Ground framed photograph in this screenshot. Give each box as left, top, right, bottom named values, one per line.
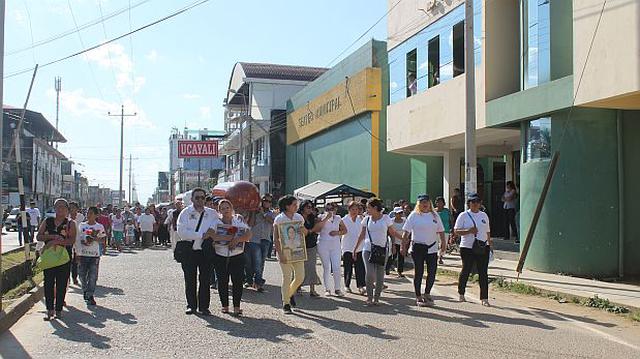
left=214, top=224, right=247, bottom=256
left=277, top=221, right=307, bottom=263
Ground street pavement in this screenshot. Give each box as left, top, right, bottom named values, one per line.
left=1, top=231, right=24, bottom=254
left=1, top=246, right=639, bottom=358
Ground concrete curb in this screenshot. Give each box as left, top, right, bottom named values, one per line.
left=0, top=283, right=44, bottom=333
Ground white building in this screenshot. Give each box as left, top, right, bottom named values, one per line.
left=221, top=62, right=327, bottom=196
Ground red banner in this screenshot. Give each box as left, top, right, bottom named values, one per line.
left=177, top=140, right=219, bottom=158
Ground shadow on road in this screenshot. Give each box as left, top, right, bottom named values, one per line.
left=68, top=284, right=125, bottom=298
left=197, top=314, right=313, bottom=343
left=0, top=331, right=32, bottom=359
left=294, top=310, right=399, bottom=340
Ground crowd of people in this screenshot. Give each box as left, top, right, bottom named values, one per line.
left=171, top=186, right=496, bottom=316
left=30, top=183, right=505, bottom=321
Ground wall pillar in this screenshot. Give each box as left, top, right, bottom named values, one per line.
left=443, top=150, right=462, bottom=206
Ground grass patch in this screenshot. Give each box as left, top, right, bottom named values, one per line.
left=1, top=247, right=36, bottom=271
left=582, top=295, right=629, bottom=314
left=631, top=311, right=640, bottom=322
left=2, top=271, right=43, bottom=304
left=494, top=277, right=541, bottom=296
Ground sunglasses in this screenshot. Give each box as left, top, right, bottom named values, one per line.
left=193, top=196, right=206, bottom=200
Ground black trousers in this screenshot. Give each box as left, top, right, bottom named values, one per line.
left=71, top=254, right=78, bottom=281
left=505, top=208, right=518, bottom=239
left=386, top=244, right=405, bottom=274
left=181, top=251, right=212, bottom=311
left=214, top=253, right=245, bottom=308
left=411, top=243, right=438, bottom=297
left=343, top=251, right=366, bottom=288
left=458, top=247, right=490, bottom=300
left=44, top=263, right=70, bottom=311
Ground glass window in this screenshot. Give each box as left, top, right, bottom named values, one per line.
left=428, top=36, right=440, bottom=88
left=523, top=0, right=551, bottom=89
left=453, top=21, right=465, bottom=77
left=406, top=49, right=417, bottom=97
left=525, top=117, right=551, bottom=162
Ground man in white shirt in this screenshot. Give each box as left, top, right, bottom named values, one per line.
left=138, top=207, right=156, bottom=248
left=176, top=188, right=220, bottom=316
left=26, top=201, right=41, bottom=242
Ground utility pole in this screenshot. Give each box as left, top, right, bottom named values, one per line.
left=464, top=0, right=477, bottom=201
left=15, top=66, right=38, bottom=273
left=108, top=105, right=136, bottom=208
left=128, top=154, right=132, bottom=204
left=54, top=77, right=61, bottom=149
left=1, top=0, right=6, bottom=312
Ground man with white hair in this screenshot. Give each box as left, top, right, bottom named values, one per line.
left=165, top=197, right=185, bottom=250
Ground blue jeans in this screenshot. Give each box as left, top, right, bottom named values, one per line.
left=78, top=256, right=99, bottom=298
left=244, top=240, right=269, bottom=286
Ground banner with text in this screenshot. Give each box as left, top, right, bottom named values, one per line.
left=178, top=140, right=219, bottom=158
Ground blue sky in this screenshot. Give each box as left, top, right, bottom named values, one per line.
left=4, top=0, right=387, bottom=202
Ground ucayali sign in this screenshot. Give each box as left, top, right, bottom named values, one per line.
left=287, top=67, right=382, bottom=145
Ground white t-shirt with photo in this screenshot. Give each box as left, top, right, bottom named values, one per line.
left=391, top=219, right=405, bottom=245
left=211, top=215, right=249, bottom=257
left=361, top=215, right=393, bottom=252
left=403, top=211, right=445, bottom=254
left=26, top=207, right=40, bottom=226
left=454, top=210, right=491, bottom=249
left=76, top=222, right=105, bottom=257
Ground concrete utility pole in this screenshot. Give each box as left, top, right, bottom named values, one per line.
left=54, top=77, right=61, bottom=149
left=464, top=0, right=477, bottom=200
left=108, top=105, right=136, bottom=208
left=15, top=66, right=39, bottom=271
left=128, top=154, right=132, bottom=204
left=0, top=0, right=6, bottom=312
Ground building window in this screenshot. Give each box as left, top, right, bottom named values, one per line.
left=428, top=36, right=440, bottom=88
left=406, top=49, right=417, bottom=97
left=525, top=117, right=551, bottom=162
left=523, top=0, right=551, bottom=89
left=253, top=137, right=265, bottom=165
left=452, top=21, right=465, bottom=77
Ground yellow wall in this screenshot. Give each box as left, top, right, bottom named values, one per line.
left=287, top=68, right=382, bottom=145
left=573, top=0, right=640, bottom=109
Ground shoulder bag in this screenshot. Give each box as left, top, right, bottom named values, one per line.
left=467, top=211, right=488, bottom=256
left=174, top=211, right=204, bottom=263
left=367, top=217, right=387, bottom=266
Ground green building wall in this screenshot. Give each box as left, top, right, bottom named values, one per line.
left=519, top=108, right=639, bottom=278
left=286, top=40, right=443, bottom=203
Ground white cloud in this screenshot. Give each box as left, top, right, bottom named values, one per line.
left=46, top=87, right=155, bottom=129
left=182, top=93, right=201, bottom=100
left=84, top=43, right=145, bottom=93
left=199, top=106, right=212, bottom=119
left=146, top=49, right=158, bottom=63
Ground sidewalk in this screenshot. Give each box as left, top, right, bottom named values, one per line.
left=439, top=255, right=640, bottom=310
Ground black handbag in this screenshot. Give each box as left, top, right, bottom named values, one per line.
left=466, top=212, right=488, bottom=256
left=173, top=211, right=205, bottom=263
left=366, top=217, right=387, bottom=266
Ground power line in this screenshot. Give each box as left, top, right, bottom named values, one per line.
left=67, top=0, right=107, bottom=102
left=6, top=0, right=152, bottom=56
left=326, top=0, right=403, bottom=67
left=4, top=0, right=212, bottom=79
left=97, top=0, right=124, bottom=103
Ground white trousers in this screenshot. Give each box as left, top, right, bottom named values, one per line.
left=318, top=241, right=342, bottom=292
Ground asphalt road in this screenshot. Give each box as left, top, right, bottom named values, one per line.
left=1, top=246, right=639, bottom=358
left=1, top=231, right=24, bottom=254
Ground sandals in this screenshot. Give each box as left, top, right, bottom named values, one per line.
left=221, top=307, right=229, bottom=314
left=232, top=308, right=243, bottom=317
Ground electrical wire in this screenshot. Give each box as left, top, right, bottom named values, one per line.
left=326, top=0, right=403, bottom=67
left=22, top=0, right=37, bottom=65
left=67, top=0, right=108, bottom=102
left=97, top=0, right=124, bottom=103
left=4, top=0, right=212, bottom=79
left=6, top=0, right=152, bottom=56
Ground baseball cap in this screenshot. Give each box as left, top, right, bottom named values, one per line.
left=393, top=206, right=403, bottom=214
left=467, top=193, right=482, bottom=202
left=416, top=194, right=430, bottom=202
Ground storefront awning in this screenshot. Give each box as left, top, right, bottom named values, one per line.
left=293, top=180, right=375, bottom=203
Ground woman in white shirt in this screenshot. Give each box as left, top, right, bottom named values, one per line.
left=341, top=201, right=365, bottom=294
left=211, top=199, right=252, bottom=316
left=402, top=195, right=445, bottom=307
left=454, top=193, right=492, bottom=306
left=388, top=207, right=406, bottom=278
left=317, top=202, right=347, bottom=297
left=354, top=198, right=403, bottom=306
left=273, top=195, right=308, bottom=314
